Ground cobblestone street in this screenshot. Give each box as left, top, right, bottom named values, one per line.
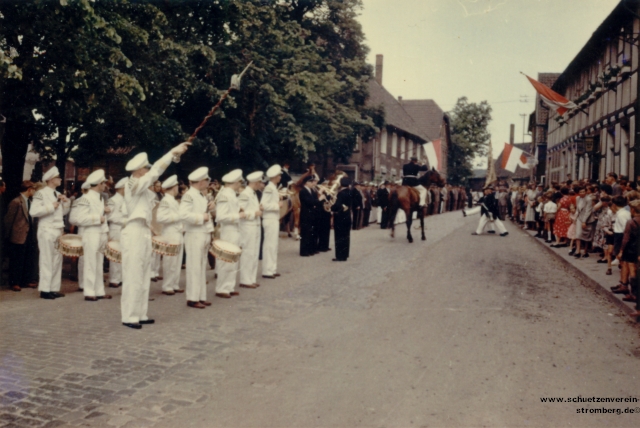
left=1, top=212, right=640, bottom=427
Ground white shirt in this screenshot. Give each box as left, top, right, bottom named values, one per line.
left=179, top=187, right=214, bottom=233
left=124, top=152, right=173, bottom=227
left=543, top=201, right=558, bottom=214
left=261, top=181, right=280, bottom=220
left=238, top=186, right=261, bottom=226
left=107, top=193, right=125, bottom=226
left=216, top=187, right=240, bottom=226
left=614, top=208, right=632, bottom=233
left=30, top=186, right=70, bottom=228
left=157, top=194, right=183, bottom=235
left=74, top=189, right=109, bottom=234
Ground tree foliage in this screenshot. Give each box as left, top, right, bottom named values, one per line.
left=0, top=0, right=379, bottom=195
left=447, top=97, right=492, bottom=185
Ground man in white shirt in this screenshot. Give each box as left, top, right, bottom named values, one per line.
left=180, top=168, right=215, bottom=308
left=215, top=169, right=245, bottom=298
left=156, top=175, right=185, bottom=295
left=75, top=170, right=111, bottom=301
left=239, top=171, right=263, bottom=289
left=120, top=142, right=191, bottom=329
left=107, top=177, right=127, bottom=288
left=29, top=167, right=71, bottom=299
left=261, top=164, right=283, bottom=279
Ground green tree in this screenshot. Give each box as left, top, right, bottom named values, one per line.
left=447, top=97, right=492, bottom=185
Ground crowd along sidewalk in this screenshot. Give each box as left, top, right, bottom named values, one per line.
left=521, top=227, right=639, bottom=320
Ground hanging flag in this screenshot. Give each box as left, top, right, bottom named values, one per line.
left=422, top=139, right=441, bottom=171
left=522, top=73, right=576, bottom=116
left=501, top=143, right=527, bottom=173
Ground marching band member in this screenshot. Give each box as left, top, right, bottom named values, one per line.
left=29, top=167, right=71, bottom=300
left=261, top=164, right=282, bottom=279
left=299, top=175, right=319, bottom=257
left=215, top=169, right=244, bottom=298
left=121, top=142, right=191, bottom=329
left=180, top=167, right=214, bottom=308
left=69, top=182, right=90, bottom=291
left=331, top=176, right=353, bottom=261
left=316, top=178, right=332, bottom=252
left=157, top=175, right=185, bottom=296
left=238, top=171, right=263, bottom=289
left=107, top=177, right=127, bottom=288
left=75, top=170, right=111, bottom=301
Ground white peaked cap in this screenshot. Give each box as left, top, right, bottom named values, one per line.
left=125, top=153, right=151, bottom=172
left=266, top=164, right=282, bottom=178
left=222, top=168, right=243, bottom=183
left=246, top=171, right=264, bottom=183
left=162, top=174, right=179, bottom=189
left=81, top=181, right=91, bottom=190
left=188, top=167, right=209, bottom=182
left=43, top=167, right=60, bottom=182
left=115, top=177, right=128, bottom=189
left=86, top=169, right=106, bottom=186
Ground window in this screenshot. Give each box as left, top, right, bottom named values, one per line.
left=391, top=133, right=398, bottom=157
left=399, top=137, right=406, bottom=159
left=380, top=129, right=387, bottom=154
left=408, top=140, right=413, bottom=159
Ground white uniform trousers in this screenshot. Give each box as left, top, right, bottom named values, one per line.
left=184, top=232, right=210, bottom=302
left=108, top=224, right=122, bottom=285
left=415, top=185, right=427, bottom=206
left=78, top=256, right=84, bottom=290
left=151, top=252, right=162, bottom=279
left=162, top=233, right=184, bottom=292
left=239, top=223, right=260, bottom=285
left=82, top=231, right=107, bottom=297
left=121, top=221, right=152, bottom=323
left=216, top=225, right=240, bottom=294
left=476, top=214, right=506, bottom=235
left=37, top=227, right=63, bottom=293
left=261, top=217, right=279, bottom=276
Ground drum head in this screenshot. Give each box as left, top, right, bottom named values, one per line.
left=213, top=240, right=241, bottom=253
left=108, top=241, right=121, bottom=251
left=60, top=234, right=82, bottom=245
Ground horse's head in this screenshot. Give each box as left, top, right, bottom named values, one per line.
left=420, top=168, right=445, bottom=187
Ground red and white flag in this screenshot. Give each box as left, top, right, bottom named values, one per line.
left=501, top=143, right=528, bottom=173
left=523, top=74, right=576, bottom=116
left=422, top=139, right=441, bottom=171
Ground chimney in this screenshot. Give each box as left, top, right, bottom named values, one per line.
left=398, top=96, right=402, bottom=102
left=375, top=54, right=383, bottom=86
left=509, top=124, right=515, bottom=145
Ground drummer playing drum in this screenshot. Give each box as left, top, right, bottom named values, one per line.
left=156, top=175, right=185, bottom=296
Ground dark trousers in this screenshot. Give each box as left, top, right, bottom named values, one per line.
left=317, top=213, right=331, bottom=251
left=334, top=222, right=351, bottom=260
left=363, top=209, right=371, bottom=227
left=380, top=207, right=389, bottom=229
left=300, top=219, right=316, bottom=256
left=9, top=237, right=38, bottom=287
left=352, top=208, right=361, bottom=230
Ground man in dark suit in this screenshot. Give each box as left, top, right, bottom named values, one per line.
left=4, top=181, right=38, bottom=291
left=376, top=182, right=390, bottom=229
left=331, top=177, right=352, bottom=261
left=299, top=175, right=319, bottom=256
left=280, top=162, right=293, bottom=190
left=361, top=183, right=372, bottom=227
left=350, top=182, right=363, bottom=230
left=471, top=185, right=508, bottom=236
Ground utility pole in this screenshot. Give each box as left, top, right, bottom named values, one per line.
left=520, top=113, right=527, bottom=143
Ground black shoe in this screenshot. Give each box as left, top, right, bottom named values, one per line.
left=471, top=232, right=479, bottom=235
left=487, top=230, right=496, bottom=234
left=545, top=240, right=552, bottom=243
left=500, top=232, right=509, bottom=237
left=139, top=319, right=155, bottom=325
left=582, top=253, right=589, bottom=258
left=332, top=258, right=346, bottom=262
left=40, top=292, right=56, bottom=300
left=574, top=253, right=581, bottom=259
left=51, top=292, right=65, bottom=298
left=568, top=250, right=576, bottom=256
left=122, top=323, right=142, bottom=329
left=597, top=259, right=607, bottom=263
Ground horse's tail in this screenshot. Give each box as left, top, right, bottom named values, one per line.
left=388, top=190, right=399, bottom=228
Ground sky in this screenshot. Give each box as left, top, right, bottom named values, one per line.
left=356, top=0, right=621, bottom=167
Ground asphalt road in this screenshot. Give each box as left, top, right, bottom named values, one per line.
left=1, top=212, right=640, bottom=427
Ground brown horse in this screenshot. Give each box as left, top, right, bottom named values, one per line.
left=388, top=168, right=444, bottom=243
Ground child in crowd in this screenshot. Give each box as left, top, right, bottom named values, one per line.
left=567, top=204, right=578, bottom=255
left=610, top=196, right=632, bottom=293
left=596, top=195, right=615, bottom=275
left=535, top=196, right=546, bottom=238
left=543, top=193, right=557, bottom=243
left=615, top=199, right=640, bottom=305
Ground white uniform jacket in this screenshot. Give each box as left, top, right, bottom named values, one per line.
left=261, top=182, right=280, bottom=220
left=179, top=187, right=214, bottom=234
left=107, top=193, right=125, bottom=227
left=74, top=190, right=109, bottom=234
left=157, top=194, right=184, bottom=236
left=30, top=187, right=71, bottom=227
left=124, top=152, right=174, bottom=227
left=216, top=187, right=241, bottom=228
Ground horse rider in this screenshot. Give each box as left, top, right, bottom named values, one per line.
left=402, top=156, right=429, bottom=208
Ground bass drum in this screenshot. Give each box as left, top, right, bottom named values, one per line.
left=209, top=240, right=242, bottom=263
left=104, top=241, right=122, bottom=264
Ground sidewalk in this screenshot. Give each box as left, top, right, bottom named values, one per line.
left=520, top=224, right=639, bottom=320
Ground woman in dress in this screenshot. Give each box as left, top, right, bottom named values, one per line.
left=524, top=184, right=537, bottom=229
left=551, top=187, right=572, bottom=247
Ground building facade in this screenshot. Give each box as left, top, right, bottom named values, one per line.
left=545, top=2, right=639, bottom=184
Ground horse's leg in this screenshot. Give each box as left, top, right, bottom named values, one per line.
left=420, top=207, right=426, bottom=241
left=406, top=209, right=413, bottom=243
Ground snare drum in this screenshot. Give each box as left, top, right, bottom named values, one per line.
left=209, top=240, right=242, bottom=263
left=57, top=234, right=83, bottom=258
left=152, top=236, right=180, bottom=256
left=105, top=241, right=122, bottom=264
